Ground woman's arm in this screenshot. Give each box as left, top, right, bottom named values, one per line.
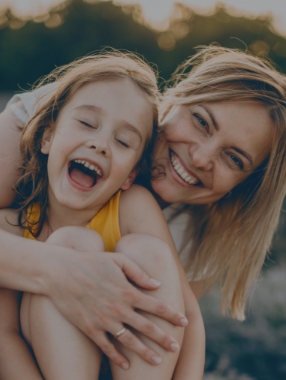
left=0, top=105, right=23, bottom=207
left=0, top=288, right=44, bottom=379
left=0, top=210, right=43, bottom=378
left=120, top=185, right=205, bottom=379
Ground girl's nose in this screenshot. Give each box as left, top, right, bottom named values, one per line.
left=89, top=135, right=110, bottom=157
left=189, top=143, right=214, bottom=171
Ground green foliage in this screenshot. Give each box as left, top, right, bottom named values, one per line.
left=1, top=1, right=286, bottom=92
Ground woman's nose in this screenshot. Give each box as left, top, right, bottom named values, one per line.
left=189, top=143, right=214, bottom=171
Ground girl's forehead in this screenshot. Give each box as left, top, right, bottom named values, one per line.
left=59, top=79, right=154, bottom=142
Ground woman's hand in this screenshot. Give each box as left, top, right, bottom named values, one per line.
left=43, top=249, right=188, bottom=369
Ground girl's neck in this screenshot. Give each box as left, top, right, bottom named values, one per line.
left=40, top=191, right=102, bottom=241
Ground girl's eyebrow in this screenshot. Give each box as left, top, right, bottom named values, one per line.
left=74, top=104, right=102, bottom=114
left=74, top=104, right=143, bottom=141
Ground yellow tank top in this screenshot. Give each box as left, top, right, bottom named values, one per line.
left=24, top=191, right=122, bottom=252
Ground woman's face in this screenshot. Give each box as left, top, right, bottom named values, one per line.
left=152, top=101, right=273, bottom=205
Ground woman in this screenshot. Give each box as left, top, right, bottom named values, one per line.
left=0, top=46, right=286, bottom=368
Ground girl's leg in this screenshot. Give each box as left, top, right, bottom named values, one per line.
left=110, top=233, right=185, bottom=380
left=20, top=227, right=104, bottom=380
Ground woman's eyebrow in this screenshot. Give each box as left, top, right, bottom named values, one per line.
left=199, top=104, right=219, bottom=131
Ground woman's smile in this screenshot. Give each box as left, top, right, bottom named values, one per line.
left=169, top=150, right=201, bottom=187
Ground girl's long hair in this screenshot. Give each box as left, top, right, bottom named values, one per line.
left=161, top=46, right=286, bottom=320
left=16, top=52, right=160, bottom=236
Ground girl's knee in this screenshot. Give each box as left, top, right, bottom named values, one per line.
left=115, top=233, right=176, bottom=272
left=46, top=226, right=105, bottom=252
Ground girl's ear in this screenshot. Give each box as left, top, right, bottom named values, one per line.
left=120, top=168, right=138, bottom=191
left=41, top=125, right=54, bottom=154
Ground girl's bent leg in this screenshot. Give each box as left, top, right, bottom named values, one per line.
left=110, top=234, right=185, bottom=380
left=20, top=227, right=105, bottom=380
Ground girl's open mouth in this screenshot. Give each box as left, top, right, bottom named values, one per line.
left=68, top=159, right=102, bottom=188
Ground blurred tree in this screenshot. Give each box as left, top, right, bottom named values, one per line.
left=1, top=1, right=286, bottom=91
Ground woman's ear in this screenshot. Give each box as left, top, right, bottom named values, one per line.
left=120, top=168, right=138, bottom=191
left=41, top=125, right=54, bottom=154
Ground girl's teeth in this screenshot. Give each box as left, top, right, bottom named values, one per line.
left=74, top=160, right=102, bottom=175
left=170, top=152, right=198, bottom=185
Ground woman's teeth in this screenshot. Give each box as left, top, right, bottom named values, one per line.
left=170, top=152, right=198, bottom=185
left=74, top=159, right=102, bottom=176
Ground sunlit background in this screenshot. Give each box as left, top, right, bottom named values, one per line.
left=0, top=1, right=286, bottom=380
left=1, top=0, right=286, bottom=35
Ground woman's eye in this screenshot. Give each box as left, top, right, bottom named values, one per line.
left=194, top=114, right=209, bottom=131
left=228, top=153, right=244, bottom=170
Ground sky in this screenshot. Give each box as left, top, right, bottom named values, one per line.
left=1, top=0, right=286, bottom=35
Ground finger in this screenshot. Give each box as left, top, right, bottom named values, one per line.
left=124, top=312, right=180, bottom=352
left=112, top=253, right=161, bottom=290
left=134, top=291, right=188, bottom=327
left=115, top=328, right=162, bottom=365
left=92, top=332, right=130, bottom=370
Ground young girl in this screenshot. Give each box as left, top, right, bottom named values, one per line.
left=0, top=53, right=204, bottom=379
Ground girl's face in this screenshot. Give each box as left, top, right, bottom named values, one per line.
left=152, top=101, right=273, bottom=205
left=41, top=78, right=153, bottom=213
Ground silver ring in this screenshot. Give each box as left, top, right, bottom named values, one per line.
left=114, top=327, right=127, bottom=339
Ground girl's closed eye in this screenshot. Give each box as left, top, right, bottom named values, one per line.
left=115, top=131, right=141, bottom=150
left=79, top=120, right=97, bottom=129
left=116, top=138, right=129, bottom=148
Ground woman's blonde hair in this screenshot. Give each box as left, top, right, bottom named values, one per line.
left=162, top=46, right=286, bottom=320
left=16, top=52, right=160, bottom=235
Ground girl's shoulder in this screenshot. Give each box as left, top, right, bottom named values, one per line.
left=0, top=208, right=24, bottom=237
left=119, top=184, right=168, bottom=236
left=119, top=184, right=160, bottom=215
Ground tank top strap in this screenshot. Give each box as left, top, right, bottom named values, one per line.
left=88, top=191, right=121, bottom=251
